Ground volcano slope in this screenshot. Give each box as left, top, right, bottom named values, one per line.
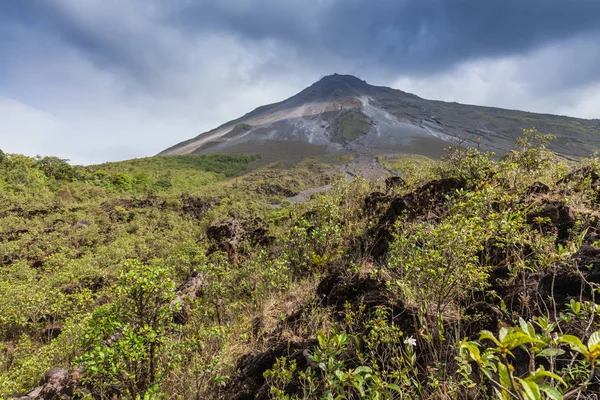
left=3, top=135, right=600, bottom=398
left=161, top=74, right=600, bottom=161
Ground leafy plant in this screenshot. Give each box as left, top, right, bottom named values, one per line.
left=388, top=214, right=489, bottom=316
left=78, top=260, right=178, bottom=398
left=460, top=316, right=600, bottom=399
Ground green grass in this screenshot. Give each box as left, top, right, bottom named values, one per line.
left=331, top=109, right=372, bottom=142
left=93, top=154, right=260, bottom=178
left=89, top=154, right=261, bottom=194
left=378, top=154, right=436, bottom=184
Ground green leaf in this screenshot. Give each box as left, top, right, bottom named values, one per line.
left=334, top=369, right=346, bottom=381
left=517, top=378, right=541, bottom=400
left=385, top=383, right=402, bottom=393
left=353, top=366, right=372, bottom=375
left=569, top=299, right=581, bottom=314
left=528, top=367, right=566, bottom=386
left=481, top=366, right=494, bottom=380
left=460, top=341, right=482, bottom=363
left=317, top=332, right=327, bottom=349
left=492, top=387, right=505, bottom=400
left=499, top=327, right=508, bottom=342
left=536, top=348, right=565, bottom=358
left=480, top=330, right=501, bottom=346
left=587, top=330, right=600, bottom=349
left=539, top=385, right=563, bottom=400
left=558, top=335, right=589, bottom=358
left=519, top=317, right=529, bottom=333
left=502, top=331, right=544, bottom=350
left=519, top=318, right=536, bottom=337
left=497, top=362, right=511, bottom=392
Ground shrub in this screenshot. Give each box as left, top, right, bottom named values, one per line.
left=111, top=172, right=134, bottom=192
left=36, top=156, right=75, bottom=181
left=78, top=260, right=177, bottom=398
left=388, top=214, right=489, bottom=316
left=460, top=312, right=600, bottom=399
left=501, top=129, right=558, bottom=188
left=440, top=146, right=495, bottom=182
left=133, top=173, right=155, bottom=194
left=264, top=309, right=420, bottom=399
left=283, top=200, right=344, bottom=275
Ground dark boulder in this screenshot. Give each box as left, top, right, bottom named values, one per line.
left=180, top=195, right=215, bottom=219
left=173, top=273, right=205, bottom=324
left=363, top=192, right=391, bottom=216
left=539, top=245, right=600, bottom=306
left=207, top=220, right=242, bottom=265
left=16, top=367, right=88, bottom=399
left=385, top=176, right=406, bottom=192
left=256, top=183, right=297, bottom=198
left=367, top=177, right=467, bottom=259
left=316, top=272, right=395, bottom=312
left=315, top=272, right=415, bottom=331
left=525, top=181, right=550, bottom=196
left=556, top=167, right=600, bottom=186
left=227, top=340, right=317, bottom=400
left=526, top=203, right=575, bottom=243
left=207, top=218, right=274, bottom=265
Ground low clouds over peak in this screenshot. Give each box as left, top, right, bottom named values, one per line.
left=1, top=0, right=599, bottom=164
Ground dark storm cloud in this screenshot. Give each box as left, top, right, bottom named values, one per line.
left=4, top=0, right=600, bottom=82
left=168, top=0, right=600, bottom=75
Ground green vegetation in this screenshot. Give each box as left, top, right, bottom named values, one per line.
left=78, top=260, right=177, bottom=398
left=331, top=109, right=372, bottom=143
left=378, top=154, right=436, bottom=185
left=1, top=131, right=600, bottom=398
left=92, top=154, right=260, bottom=194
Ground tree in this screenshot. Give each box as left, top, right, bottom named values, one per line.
left=36, top=156, right=75, bottom=181
left=78, top=260, right=177, bottom=398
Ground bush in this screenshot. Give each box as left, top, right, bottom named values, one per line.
left=36, top=156, right=75, bottom=181
left=440, top=146, right=495, bottom=182
left=460, top=310, right=600, bottom=399
left=264, top=309, right=421, bottom=399
left=388, top=214, right=488, bottom=315
left=78, top=260, right=177, bottom=398
left=111, top=172, right=134, bottom=192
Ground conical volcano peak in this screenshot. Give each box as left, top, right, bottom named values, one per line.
left=314, top=73, right=369, bottom=91
left=317, top=73, right=367, bottom=85
left=296, top=73, right=371, bottom=101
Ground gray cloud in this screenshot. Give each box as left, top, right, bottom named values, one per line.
left=0, top=0, right=599, bottom=164
left=169, top=0, right=600, bottom=75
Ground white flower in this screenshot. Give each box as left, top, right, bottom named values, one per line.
left=404, top=337, right=417, bottom=347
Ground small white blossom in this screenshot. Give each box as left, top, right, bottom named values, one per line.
left=404, top=337, right=417, bottom=347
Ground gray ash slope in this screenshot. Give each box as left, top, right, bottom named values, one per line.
left=161, top=74, right=600, bottom=159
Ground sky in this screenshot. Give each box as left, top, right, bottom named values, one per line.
left=1, top=0, right=599, bottom=165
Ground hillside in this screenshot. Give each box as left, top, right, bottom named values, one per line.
left=161, top=74, right=600, bottom=160
left=2, top=135, right=600, bottom=398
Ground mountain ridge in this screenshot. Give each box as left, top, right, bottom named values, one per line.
left=161, top=74, right=600, bottom=159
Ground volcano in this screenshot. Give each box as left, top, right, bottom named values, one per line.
left=161, top=74, right=600, bottom=160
